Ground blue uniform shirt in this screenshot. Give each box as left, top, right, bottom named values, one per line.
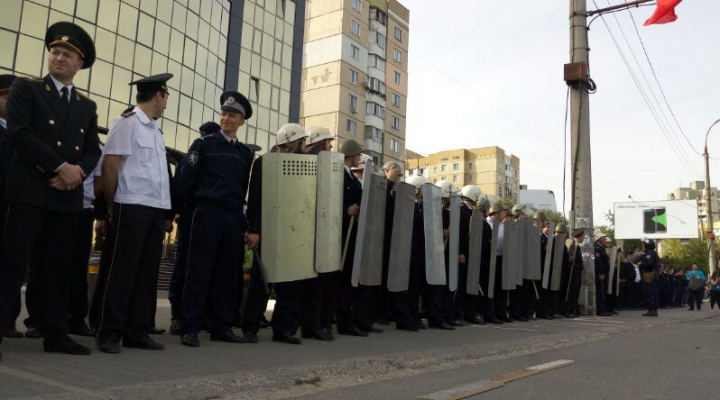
left=181, top=132, right=254, bottom=211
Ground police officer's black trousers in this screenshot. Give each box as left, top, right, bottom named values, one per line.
left=455, top=264, right=476, bottom=320
left=319, top=270, right=340, bottom=331
left=337, top=262, right=360, bottom=331
left=272, top=280, right=305, bottom=337
left=596, top=279, right=608, bottom=313
left=67, top=208, right=94, bottom=324
left=0, top=203, right=78, bottom=340
left=242, top=255, right=270, bottom=335
left=301, top=274, right=324, bottom=335
left=168, top=211, right=191, bottom=321
left=424, top=284, right=445, bottom=326
left=407, top=262, right=426, bottom=326
left=521, top=279, right=538, bottom=318
left=180, top=206, right=242, bottom=335
left=91, top=203, right=164, bottom=342
left=493, top=257, right=508, bottom=319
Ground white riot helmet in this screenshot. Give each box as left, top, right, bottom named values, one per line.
left=306, top=126, right=333, bottom=145
left=276, top=123, right=308, bottom=145
left=435, top=180, right=453, bottom=199
left=460, top=185, right=482, bottom=203
left=405, top=175, right=427, bottom=194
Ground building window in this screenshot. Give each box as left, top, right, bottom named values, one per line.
left=391, top=116, right=400, bottom=129
left=390, top=139, right=400, bottom=152
left=366, top=102, right=385, bottom=118
left=393, top=71, right=401, bottom=84
left=347, top=119, right=357, bottom=134
left=371, top=127, right=383, bottom=142
left=376, top=33, right=386, bottom=49
left=392, top=93, right=401, bottom=107
left=369, top=54, right=385, bottom=71
left=441, top=176, right=447, bottom=181
left=351, top=0, right=362, bottom=12
left=441, top=157, right=449, bottom=161
left=453, top=175, right=458, bottom=182
left=419, top=168, right=425, bottom=175
left=394, top=48, right=402, bottom=62
left=351, top=20, right=361, bottom=36
left=373, top=155, right=380, bottom=165
left=370, top=7, right=387, bottom=25
left=394, top=26, right=403, bottom=41
left=367, top=78, right=386, bottom=95
left=468, top=174, right=473, bottom=180
left=349, top=94, right=358, bottom=112
left=441, top=165, right=448, bottom=172
left=349, top=69, right=359, bottom=84
left=453, top=163, right=459, bottom=170
left=468, top=162, right=473, bottom=169
left=433, top=167, right=437, bottom=173
left=351, top=45, right=360, bottom=60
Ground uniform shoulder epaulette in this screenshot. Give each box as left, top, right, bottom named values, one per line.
left=121, top=110, right=136, bottom=118
left=21, top=76, right=43, bottom=82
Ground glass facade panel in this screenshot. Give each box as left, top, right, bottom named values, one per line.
left=0, top=0, right=23, bottom=32
left=0, top=31, right=17, bottom=69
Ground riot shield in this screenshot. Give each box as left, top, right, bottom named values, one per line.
left=352, top=161, right=387, bottom=287
left=502, top=220, right=518, bottom=291
left=423, top=184, right=446, bottom=286
left=388, top=183, right=416, bottom=292
left=550, top=233, right=567, bottom=291
left=524, top=218, right=542, bottom=280
left=487, top=218, right=499, bottom=299
left=466, top=209, right=484, bottom=296
left=448, top=194, right=461, bottom=292
left=314, top=151, right=344, bottom=273
left=607, top=246, right=618, bottom=295
left=261, top=153, right=318, bottom=283
left=541, top=222, right=555, bottom=289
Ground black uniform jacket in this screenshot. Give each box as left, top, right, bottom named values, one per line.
left=4, top=75, right=100, bottom=212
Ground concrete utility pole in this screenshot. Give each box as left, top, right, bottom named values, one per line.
left=569, top=0, right=595, bottom=316
left=704, top=119, right=720, bottom=277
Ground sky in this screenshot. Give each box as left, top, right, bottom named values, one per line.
left=403, top=0, right=720, bottom=227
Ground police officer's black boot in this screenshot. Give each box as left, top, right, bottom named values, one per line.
left=642, top=310, right=658, bottom=317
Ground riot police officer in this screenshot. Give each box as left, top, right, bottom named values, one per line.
left=637, top=239, right=659, bottom=317
left=593, top=230, right=611, bottom=316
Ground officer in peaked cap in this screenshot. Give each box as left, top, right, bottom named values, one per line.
left=0, top=22, right=101, bottom=359
left=91, top=73, right=174, bottom=353
left=177, top=90, right=256, bottom=348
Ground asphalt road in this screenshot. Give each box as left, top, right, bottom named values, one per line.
left=0, top=299, right=717, bottom=400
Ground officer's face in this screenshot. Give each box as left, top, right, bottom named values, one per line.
left=48, top=46, right=83, bottom=80
left=351, top=154, right=361, bottom=168
left=323, top=139, right=334, bottom=151
left=298, top=137, right=308, bottom=153
left=219, top=110, right=245, bottom=134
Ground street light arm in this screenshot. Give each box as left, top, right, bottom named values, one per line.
left=704, top=119, right=720, bottom=155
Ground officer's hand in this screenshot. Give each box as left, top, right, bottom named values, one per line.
left=57, top=163, right=85, bottom=190
left=48, top=176, right=68, bottom=191
left=164, top=219, right=174, bottom=233
left=443, top=229, right=449, bottom=238
left=247, top=233, right=260, bottom=249
left=95, top=220, right=107, bottom=238
left=458, top=254, right=466, bottom=264
left=347, top=204, right=360, bottom=217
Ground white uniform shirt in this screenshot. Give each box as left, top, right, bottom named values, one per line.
left=0, top=118, right=6, bottom=130
left=82, top=143, right=104, bottom=209
left=487, top=216, right=504, bottom=256
left=104, top=107, right=171, bottom=210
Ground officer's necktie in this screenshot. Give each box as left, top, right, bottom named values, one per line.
left=59, top=87, right=70, bottom=115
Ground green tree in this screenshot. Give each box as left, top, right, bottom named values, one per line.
left=661, top=239, right=720, bottom=273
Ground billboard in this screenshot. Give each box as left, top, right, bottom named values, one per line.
left=614, top=200, right=699, bottom=240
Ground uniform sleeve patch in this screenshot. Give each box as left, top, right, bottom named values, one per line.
left=188, top=151, right=199, bottom=165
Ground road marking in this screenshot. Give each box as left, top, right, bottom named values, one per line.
left=415, top=360, right=575, bottom=400
left=0, top=365, right=108, bottom=398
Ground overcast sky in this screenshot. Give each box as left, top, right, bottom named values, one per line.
left=404, top=0, right=718, bottom=226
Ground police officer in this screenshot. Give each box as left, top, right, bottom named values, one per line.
left=563, top=228, right=585, bottom=318
left=593, top=230, right=611, bottom=316
left=300, top=126, right=335, bottom=341
left=534, top=211, right=552, bottom=319
left=487, top=203, right=512, bottom=322
left=92, top=73, right=174, bottom=353
left=547, top=222, right=569, bottom=318
left=435, top=181, right=459, bottom=326
left=0, top=74, right=22, bottom=339
left=637, top=239, right=659, bottom=317
left=334, top=139, right=370, bottom=336
left=246, top=123, right=310, bottom=344
left=178, top=92, right=255, bottom=348
left=168, top=121, right=221, bottom=335
left=0, top=22, right=100, bottom=358
left=455, top=185, right=481, bottom=325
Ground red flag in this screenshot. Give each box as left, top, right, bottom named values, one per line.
left=644, top=0, right=682, bottom=26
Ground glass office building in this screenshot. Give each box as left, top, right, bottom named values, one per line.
left=0, top=0, right=305, bottom=153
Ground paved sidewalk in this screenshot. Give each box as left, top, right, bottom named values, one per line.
left=0, top=297, right=717, bottom=400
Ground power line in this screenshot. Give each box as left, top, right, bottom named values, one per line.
left=592, top=0, right=700, bottom=179
left=604, top=0, right=700, bottom=177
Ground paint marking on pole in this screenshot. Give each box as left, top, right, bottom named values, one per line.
left=415, top=360, right=574, bottom=400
